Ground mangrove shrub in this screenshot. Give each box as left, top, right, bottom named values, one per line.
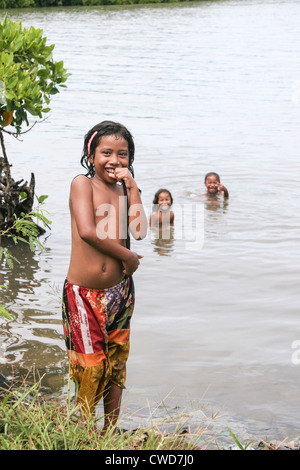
left=0, top=17, right=69, bottom=232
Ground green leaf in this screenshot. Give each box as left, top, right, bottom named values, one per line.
left=37, top=194, right=48, bottom=204
left=0, top=305, right=13, bottom=320
left=5, top=89, right=16, bottom=100
left=37, top=68, right=50, bottom=79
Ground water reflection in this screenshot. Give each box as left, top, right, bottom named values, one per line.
left=150, top=225, right=174, bottom=256
left=202, top=195, right=229, bottom=212
left=0, top=238, right=66, bottom=392
left=0, top=239, right=42, bottom=304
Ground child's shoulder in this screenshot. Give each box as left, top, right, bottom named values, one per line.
left=71, top=174, right=90, bottom=186
left=70, top=174, right=92, bottom=194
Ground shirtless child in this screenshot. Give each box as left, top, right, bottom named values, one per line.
left=149, top=188, right=174, bottom=228
left=62, top=121, right=147, bottom=432
left=202, top=172, right=229, bottom=200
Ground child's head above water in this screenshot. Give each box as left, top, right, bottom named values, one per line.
left=204, top=172, right=229, bottom=199
left=153, top=188, right=173, bottom=210
left=81, top=120, right=135, bottom=178
left=204, top=172, right=221, bottom=195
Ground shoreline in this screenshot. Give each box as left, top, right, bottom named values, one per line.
left=1, top=372, right=299, bottom=450
left=118, top=402, right=300, bottom=450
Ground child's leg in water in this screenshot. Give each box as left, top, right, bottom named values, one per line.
left=102, top=382, right=123, bottom=434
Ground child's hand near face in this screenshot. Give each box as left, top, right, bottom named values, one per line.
left=114, top=167, right=137, bottom=190
left=219, top=183, right=228, bottom=197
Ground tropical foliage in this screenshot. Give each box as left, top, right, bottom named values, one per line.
left=0, top=17, right=69, bottom=133
left=0, top=17, right=69, bottom=232
left=0, top=0, right=189, bottom=8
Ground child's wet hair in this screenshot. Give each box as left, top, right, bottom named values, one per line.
left=153, top=188, right=173, bottom=206
left=81, top=120, right=135, bottom=177
left=204, top=172, right=220, bottom=183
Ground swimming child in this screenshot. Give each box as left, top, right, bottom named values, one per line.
left=202, top=172, right=229, bottom=199
left=62, top=121, right=147, bottom=432
left=149, top=188, right=174, bottom=228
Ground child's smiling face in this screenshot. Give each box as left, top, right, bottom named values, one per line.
left=90, top=134, right=129, bottom=183
left=158, top=191, right=172, bottom=210
left=205, top=174, right=220, bottom=195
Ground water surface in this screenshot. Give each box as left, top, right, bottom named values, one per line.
left=1, top=0, right=300, bottom=443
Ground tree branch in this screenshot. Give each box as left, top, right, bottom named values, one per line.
left=0, top=119, right=46, bottom=140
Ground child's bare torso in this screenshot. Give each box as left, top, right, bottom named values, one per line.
left=67, top=176, right=127, bottom=289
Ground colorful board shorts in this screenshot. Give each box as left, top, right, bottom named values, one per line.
left=62, top=275, right=135, bottom=414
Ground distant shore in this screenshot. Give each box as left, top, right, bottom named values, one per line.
left=0, top=0, right=196, bottom=11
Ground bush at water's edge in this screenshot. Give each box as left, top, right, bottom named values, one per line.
left=0, top=0, right=197, bottom=9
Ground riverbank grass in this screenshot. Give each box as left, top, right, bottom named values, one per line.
left=0, top=379, right=206, bottom=450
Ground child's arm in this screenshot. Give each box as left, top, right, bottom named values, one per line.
left=219, top=183, right=229, bottom=198
left=70, top=175, right=142, bottom=275
left=115, top=168, right=148, bottom=240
